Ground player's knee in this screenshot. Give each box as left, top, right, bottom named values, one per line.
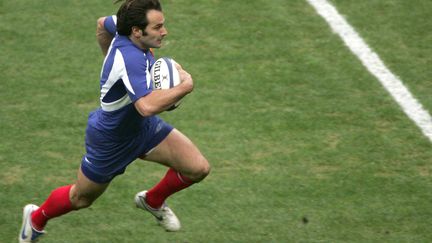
left=190, top=157, right=211, bottom=182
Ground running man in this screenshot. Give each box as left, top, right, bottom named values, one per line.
left=19, top=0, right=210, bottom=242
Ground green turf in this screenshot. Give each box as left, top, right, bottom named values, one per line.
left=1, top=0, right=432, bottom=242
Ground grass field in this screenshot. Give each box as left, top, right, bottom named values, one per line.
left=1, top=0, right=432, bottom=242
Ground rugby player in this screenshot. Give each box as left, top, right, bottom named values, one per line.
left=19, top=0, right=210, bottom=241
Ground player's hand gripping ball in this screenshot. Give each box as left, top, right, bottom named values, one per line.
left=150, top=57, right=182, bottom=110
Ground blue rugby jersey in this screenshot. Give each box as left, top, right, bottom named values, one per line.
left=104, top=15, right=117, bottom=35
left=88, top=16, right=155, bottom=138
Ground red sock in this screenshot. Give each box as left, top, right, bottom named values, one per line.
left=146, top=168, right=194, bottom=209
left=31, top=185, right=74, bottom=231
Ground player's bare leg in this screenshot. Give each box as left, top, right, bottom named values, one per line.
left=135, top=128, right=210, bottom=231
left=20, top=168, right=109, bottom=242
left=143, top=128, right=210, bottom=181
left=69, top=168, right=110, bottom=209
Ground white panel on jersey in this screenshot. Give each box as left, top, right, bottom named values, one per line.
left=100, top=49, right=135, bottom=111
left=116, top=51, right=136, bottom=95
left=145, top=58, right=151, bottom=90
left=101, top=94, right=132, bottom=112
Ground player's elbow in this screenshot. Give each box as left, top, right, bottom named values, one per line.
left=97, top=17, right=106, bottom=30
left=134, top=101, right=159, bottom=117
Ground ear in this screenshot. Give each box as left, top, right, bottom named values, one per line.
left=131, top=26, right=142, bottom=38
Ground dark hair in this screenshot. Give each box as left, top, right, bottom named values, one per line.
left=115, top=0, right=162, bottom=36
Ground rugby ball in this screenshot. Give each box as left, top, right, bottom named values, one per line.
left=151, top=57, right=181, bottom=90
left=150, top=57, right=182, bottom=110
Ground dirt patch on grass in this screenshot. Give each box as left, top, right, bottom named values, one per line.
left=0, top=165, right=28, bottom=185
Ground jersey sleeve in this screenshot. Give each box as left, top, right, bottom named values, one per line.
left=104, top=15, right=117, bottom=36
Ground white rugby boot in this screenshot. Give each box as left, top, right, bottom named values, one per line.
left=134, top=191, right=181, bottom=232
left=19, top=204, right=45, bottom=242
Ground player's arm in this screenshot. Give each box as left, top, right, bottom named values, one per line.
left=96, top=16, right=114, bottom=56
left=134, top=66, right=193, bottom=117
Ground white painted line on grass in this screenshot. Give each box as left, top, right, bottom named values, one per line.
left=306, top=0, right=432, bottom=143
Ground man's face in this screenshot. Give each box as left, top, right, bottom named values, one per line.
left=139, top=10, right=168, bottom=49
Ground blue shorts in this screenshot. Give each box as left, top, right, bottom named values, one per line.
left=81, top=115, right=173, bottom=183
